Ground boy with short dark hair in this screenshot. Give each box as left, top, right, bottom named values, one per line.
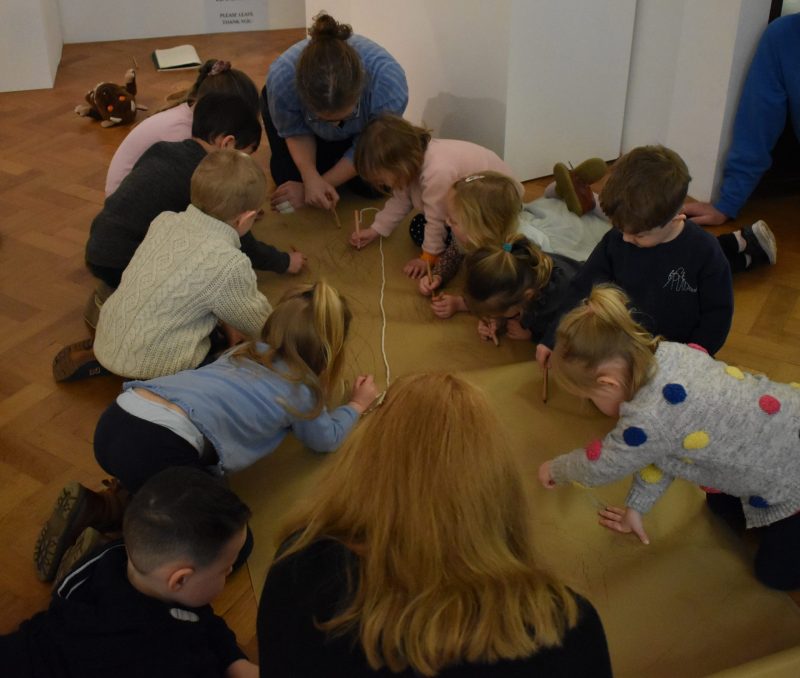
left=538, top=144, right=733, bottom=365
left=2, top=467, right=258, bottom=678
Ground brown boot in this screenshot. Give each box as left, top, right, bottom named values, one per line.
left=34, top=479, right=130, bottom=582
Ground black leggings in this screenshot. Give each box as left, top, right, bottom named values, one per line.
left=94, top=402, right=253, bottom=567
left=260, top=87, right=380, bottom=198
left=707, top=492, right=800, bottom=590
left=716, top=233, right=748, bottom=274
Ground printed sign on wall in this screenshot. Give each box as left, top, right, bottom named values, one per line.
left=205, top=0, right=269, bottom=32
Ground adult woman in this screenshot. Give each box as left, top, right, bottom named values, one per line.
left=261, top=12, right=408, bottom=211
left=257, top=373, right=612, bottom=677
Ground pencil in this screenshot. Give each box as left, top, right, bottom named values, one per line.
left=542, top=365, right=549, bottom=403
left=354, top=209, right=361, bottom=248
left=331, top=207, right=342, bottom=229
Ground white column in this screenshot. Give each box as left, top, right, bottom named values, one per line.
left=0, top=0, right=63, bottom=92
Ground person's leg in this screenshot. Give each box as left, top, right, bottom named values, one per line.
left=94, top=401, right=204, bottom=493
left=85, top=261, right=122, bottom=289
left=706, top=491, right=746, bottom=533
left=717, top=221, right=776, bottom=274
left=409, top=214, right=427, bottom=247
left=261, top=87, right=302, bottom=185
left=753, top=511, right=800, bottom=590
left=716, top=233, right=748, bottom=274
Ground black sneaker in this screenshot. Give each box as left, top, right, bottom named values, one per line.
left=741, top=220, right=777, bottom=268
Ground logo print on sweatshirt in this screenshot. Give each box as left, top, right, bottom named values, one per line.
left=663, top=267, right=697, bottom=292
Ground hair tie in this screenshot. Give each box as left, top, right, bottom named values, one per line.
left=502, top=243, right=512, bottom=252
left=210, top=60, right=231, bottom=76
left=463, top=174, right=485, bottom=183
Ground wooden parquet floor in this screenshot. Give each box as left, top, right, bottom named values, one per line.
left=1, top=27, right=799, bottom=664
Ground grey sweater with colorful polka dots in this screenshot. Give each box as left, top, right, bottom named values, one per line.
left=549, top=342, right=800, bottom=528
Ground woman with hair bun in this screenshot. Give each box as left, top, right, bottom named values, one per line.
left=262, top=12, right=408, bottom=212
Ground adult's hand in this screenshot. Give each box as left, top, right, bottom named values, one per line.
left=682, top=201, right=729, bottom=226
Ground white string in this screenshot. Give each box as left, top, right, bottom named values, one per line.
left=358, top=207, right=390, bottom=393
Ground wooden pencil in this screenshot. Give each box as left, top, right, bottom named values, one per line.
left=542, top=365, right=549, bottom=403
left=331, top=206, right=342, bottom=229
left=354, top=209, right=361, bottom=248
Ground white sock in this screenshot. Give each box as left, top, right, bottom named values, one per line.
left=734, top=230, right=746, bottom=253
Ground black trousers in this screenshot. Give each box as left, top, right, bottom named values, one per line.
left=86, top=261, right=123, bottom=289
left=707, top=492, right=800, bottom=590
left=94, top=402, right=253, bottom=567
left=259, top=87, right=380, bottom=197
left=716, top=233, right=748, bottom=274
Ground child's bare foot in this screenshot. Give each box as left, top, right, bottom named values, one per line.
left=52, top=339, right=110, bottom=382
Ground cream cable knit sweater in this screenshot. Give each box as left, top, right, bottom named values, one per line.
left=94, top=206, right=271, bottom=379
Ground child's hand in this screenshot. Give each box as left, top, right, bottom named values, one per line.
left=538, top=460, right=556, bottom=488
left=598, top=506, right=650, bottom=545
left=349, top=375, right=379, bottom=413
left=535, top=343, right=552, bottom=368
left=271, top=181, right=305, bottom=210
left=220, top=322, right=247, bottom=348
left=477, top=318, right=500, bottom=344
left=431, top=293, right=467, bottom=319
left=350, top=227, right=379, bottom=249
left=418, top=274, right=442, bottom=296
left=225, top=658, right=259, bottom=678
left=304, top=175, right=339, bottom=210
left=403, top=257, right=428, bottom=279
left=506, top=317, right=532, bottom=341
left=286, top=250, right=307, bottom=274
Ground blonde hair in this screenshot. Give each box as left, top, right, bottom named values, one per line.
left=450, top=171, right=523, bottom=248
left=190, top=149, right=267, bottom=222
left=464, top=234, right=554, bottom=318
left=233, top=282, right=351, bottom=418
left=600, top=145, right=691, bottom=234
left=354, top=114, right=431, bottom=190
left=296, top=13, right=363, bottom=113
left=552, top=284, right=660, bottom=400
left=277, top=373, right=578, bottom=676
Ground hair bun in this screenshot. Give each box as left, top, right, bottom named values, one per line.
left=309, top=12, right=353, bottom=41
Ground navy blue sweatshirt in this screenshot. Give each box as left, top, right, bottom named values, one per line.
left=542, top=221, right=733, bottom=354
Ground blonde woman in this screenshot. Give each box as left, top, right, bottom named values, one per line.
left=258, top=373, right=611, bottom=676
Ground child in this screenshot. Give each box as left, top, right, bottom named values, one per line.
left=421, top=170, right=610, bottom=319
left=464, top=235, right=582, bottom=345
left=36, top=283, right=377, bottom=580
left=105, top=59, right=260, bottom=196
left=537, top=144, right=734, bottom=367
left=86, top=92, right=304, bottom=291
left=349, top=114, right=517, bottom=279
left=258, top=373, right=611, bottom=676
left=538, top=285, right=800, bottom=591
left=4, top=467, right=258, bottom=678
left=63, top=150, right=276, bottom=382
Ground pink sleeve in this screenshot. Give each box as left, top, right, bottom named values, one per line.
left=419, top=174, right=454, bottom=255
left=371, top=188, right=413, bottom=237
left=104, top=104, right=194, bottom=196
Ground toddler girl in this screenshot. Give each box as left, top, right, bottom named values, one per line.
left=35, top=282, right=377, bottom=581
left=349, top=114, right=516, bottom=279
left=105, top=59, right=259, bottom=196
left=538, top=284, right=800, bottom=590
left=422, top=171, right=610, bottom=319
left=464, top=235, right=582, bottom=344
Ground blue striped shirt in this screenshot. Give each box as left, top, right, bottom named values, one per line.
left=266, top=34, right=408, bottom=160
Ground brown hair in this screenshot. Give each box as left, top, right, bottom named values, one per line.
left=552, top=284, right=660, bottom=400
left=163, top=59, right=259, bottom=114
left=190, top=149, right=266, bottom=222
left=277, top=373, right=578, bottom=675
left=599, top=144, right=691, bottom=234
left=450, top=171, right=523, bottom=248
left=464, top=234, right=554, bottom=318
left=233, top=282, right=351, bottom=418
left=354, top=114, right=431, bottom=190
left=296, top=13, right=363, bottom=114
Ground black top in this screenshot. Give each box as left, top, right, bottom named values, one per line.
left=257, top=538, right=613, bottom=677
left=521, top=252, right=583, bottom=343
left=0, top=541, right=245, bottom=678
left=541, top=221, right=733, bottom=354
left=85, top=139, right=289, bottom=275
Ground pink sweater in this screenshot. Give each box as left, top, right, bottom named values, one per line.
left=105, top=103, right=194, bottom=196
left=370, top=139, right=518, bottom=255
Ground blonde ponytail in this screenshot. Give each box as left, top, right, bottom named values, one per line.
left=552, top=284, right=659, bottom=398
left=233, top=281, right=351, bottom=418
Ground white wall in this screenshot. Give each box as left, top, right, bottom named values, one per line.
left=622, top=0, right=770, bottom=202
left=59, top=0, right=305, bottom=43
left=0, top=0, right=62, bottom=92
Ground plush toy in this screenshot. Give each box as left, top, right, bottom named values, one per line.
left=75, top=68, right=147, bottom=128
left=553, top=157, right=608, bottom=216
